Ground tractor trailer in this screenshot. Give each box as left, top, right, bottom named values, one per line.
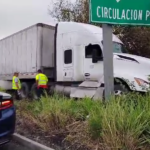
left=0, top=22, right=150, bottom=99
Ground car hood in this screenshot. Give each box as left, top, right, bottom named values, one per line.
left=114, top=53, right=150, bottom=81
left=0, top=92, right=12, bottom=99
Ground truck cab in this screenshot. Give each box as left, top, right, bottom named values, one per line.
left=56, top=22, right=124, bottom=81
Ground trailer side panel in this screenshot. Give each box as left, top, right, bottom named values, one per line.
left=0, top=26, right=38, bottom=75
left=0, top=23, right=55, bottom=80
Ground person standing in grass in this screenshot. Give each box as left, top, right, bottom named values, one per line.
left=12, top=72, right=22, bottom=100
left=35, top=69, right=48, bottom=99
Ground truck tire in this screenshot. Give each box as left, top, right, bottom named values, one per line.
left=21, top=82, right=30, bottom=99
left=31, top=83, right=38, bottom=100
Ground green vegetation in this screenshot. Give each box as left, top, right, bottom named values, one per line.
left=0, top=87, right=6, bottom=92
left=16, top=93, right=150, bottom=150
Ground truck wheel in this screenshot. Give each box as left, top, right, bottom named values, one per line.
left=21, top=82, right=30, bottom=99
left=31, top=83, right=38, bottom=100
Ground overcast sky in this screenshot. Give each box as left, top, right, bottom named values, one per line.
left=0, top=0, right=56, bottom=39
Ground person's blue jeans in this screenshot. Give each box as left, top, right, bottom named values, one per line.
left=37, top=87, right=48, bottom=99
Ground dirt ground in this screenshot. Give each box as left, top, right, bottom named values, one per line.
left=16, top=118, right=90, bottom=150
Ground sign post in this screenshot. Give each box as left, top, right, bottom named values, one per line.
left=89, top=0, right=150, bottom=99
left=102, top=24, right=114, bottom=99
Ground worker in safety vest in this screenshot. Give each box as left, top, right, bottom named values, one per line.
left=12, top=72, right=21, bottom=100
left=35, top=69, right=48, bottom=98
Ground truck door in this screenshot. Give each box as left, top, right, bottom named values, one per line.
left=55, top=23, right=74, bottom=81
left=84, top=44, right=104, bottom=81
left=62, top=33, right=74, bottom=81
left=63, top=49, right=74, bottom=81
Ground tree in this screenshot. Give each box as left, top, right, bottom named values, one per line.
left=49, top=0, right=150, bottom=58
left=49, top=0, right=89, bottom=22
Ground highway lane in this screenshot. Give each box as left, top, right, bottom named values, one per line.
left=1, top=142, right=29, bottom=150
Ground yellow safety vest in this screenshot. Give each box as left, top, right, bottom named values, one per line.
left=12, top=76, right=21, bottom=90
left=36, top=73, right=48, bottom=86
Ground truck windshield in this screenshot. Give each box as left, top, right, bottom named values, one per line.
left=113, top=42, right=128, bottom=53
left=101, top=41, right=128, bottom=53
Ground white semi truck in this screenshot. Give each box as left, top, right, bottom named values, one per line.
left=0, top=22, right=150, bottom=99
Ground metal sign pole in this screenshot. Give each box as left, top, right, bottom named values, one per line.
left=102, top=24, right=114, bottom=100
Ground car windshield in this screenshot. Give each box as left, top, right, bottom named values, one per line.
left=101, top=41, right=128, bottom=53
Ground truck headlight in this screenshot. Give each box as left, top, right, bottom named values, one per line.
left=134, top=78, right=149, bottom=87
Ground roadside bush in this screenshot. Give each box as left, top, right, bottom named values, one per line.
left=16, top=95, right=99, bottom=131
left=88, top=94, right=150, bottom=150
left=16, top=93, right=150, bottom=150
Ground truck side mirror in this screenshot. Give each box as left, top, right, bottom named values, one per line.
left=92, top=49, right=98, bottom=63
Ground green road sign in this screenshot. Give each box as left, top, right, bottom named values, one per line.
left=89, top=0, right=150, bottom=25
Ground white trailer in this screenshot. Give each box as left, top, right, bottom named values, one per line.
left=0, top=23, right=55, bottom=79
left=0, top=22, right=150, bottom=99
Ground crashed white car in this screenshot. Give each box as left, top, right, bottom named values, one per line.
left=113, top=52, right=150, bottom=93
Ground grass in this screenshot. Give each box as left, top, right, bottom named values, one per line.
left=15, top=93, right=150, bottom=150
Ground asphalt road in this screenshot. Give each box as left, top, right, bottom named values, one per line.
left=1, top=142, right=29, bottom=150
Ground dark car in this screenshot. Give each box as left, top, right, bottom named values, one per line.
left=0, top=92, right=16, bottom=145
